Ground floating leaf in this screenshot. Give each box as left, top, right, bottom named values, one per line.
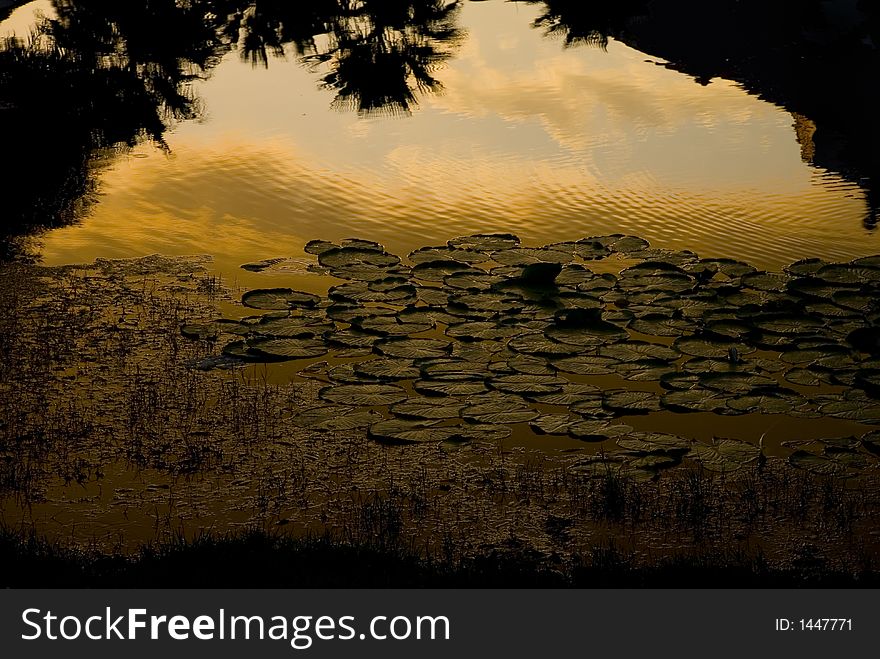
left=291, top=406, right=381, bottom=431
left=862, top=430, right=880, bottom=455
left=354, top=359, right=421, bottom=380
left=490, top=247, right=573, bottom=266
left=788, top=450, right=847, bottom=476
left=446, top=321, right=522, bottom=341
left=222, top=340, right=286, bottom=362
left=413, top=380, right=489, bottom=397
left=319, top=384, right=408, bottom=406
left=600, top=342, right=678, bottom=363
left=530, top=414, right=581, bottom=435
left=510, top=333, right=581, bottom=356
left=603, top=390, right=661, bottom=414
left=522, top=385, right=597, bottom=407
left=448, top=233, right=520, bottom=252
left=568, top=420, right=632, bottom=440
left=553, top=355, right=617, bottom=375
left=242, top=288, right=320, bottom=310
left=462, top=395, right=539, bottom=425
left=413, top=260, right=479, bottom=282
left=661, top=389, right=727, bottom=413
left=617, top=432, right=691, bottom=454
left=409, top=246, right=490, bottom=265
left=674, top=337, right=753, bottom=359
left=491, top=374, right=567, bottom=395
left=691, top=438, right=760, bottom=472
left=368, top=419, right=454, bottom=443
left=246, top=337, right=328, bottom=359
left=628, top=314, right=693, bottom=337
left=391, top=398, right=466, bottom=420
left=420, top=359, right=487, bottom=381
left=375, top=337, right=451, bottom=360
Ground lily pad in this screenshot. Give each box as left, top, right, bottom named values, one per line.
left=603, top=390, right=661, bottom=414
left=375, top=337, right=451, bottom=360
left=528, top=383, right=600, bottom=405
left=242, top=288, right=321, bottom=310
left=319, top=384, right=408, bottom=406
left=617, top=432, right=691, bottom=454
left=530, top=414, right=581, bottom=435
left=788, top=450, right=847, bottom=476
left=291, top=406, right=381, bottom=431
left=691, top=438, right=760, bottom=472
left=568, top=420, right=633, bottom=440
left=462, top=395, right=539, bottom=425
left=448, top=233, right=520, bottom=252
left=391, top=398, right=466, bottom=420
left=552, top=355, right=617, bottom=375
left=413, top=380, right=489, bottom=397
left=246, top=337, right=328, bottom=359
left=600, top=342, right=678, bottom=363
left=354, top=359, right=421, bottom=380
left=368, top=419, right=454, bottom=443
left=491, top=374, right=567, bottom=395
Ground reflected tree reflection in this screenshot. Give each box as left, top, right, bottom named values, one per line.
left=0, top=0, right=463, bottom=256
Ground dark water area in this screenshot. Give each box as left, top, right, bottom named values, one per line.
left=0, top=0, right=877, bottom=268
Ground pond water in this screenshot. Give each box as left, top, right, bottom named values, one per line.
left=2, top=1, right=880, bottom=565
left=2, top=0, right=877, bottom=273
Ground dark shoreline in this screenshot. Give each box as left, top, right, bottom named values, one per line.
left=2, top=527, right=876, bottom=588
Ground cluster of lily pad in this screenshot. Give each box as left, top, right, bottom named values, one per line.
left=181, top=233, right=880, bottom=479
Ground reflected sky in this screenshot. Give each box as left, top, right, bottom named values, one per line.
left=11, top=0, right=874, bottom=272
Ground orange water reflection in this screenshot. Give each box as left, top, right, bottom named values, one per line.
left=28, top=0, right=874, bottom=274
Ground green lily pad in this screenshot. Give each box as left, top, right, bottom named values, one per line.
left=304, top=240, right=338, bottom=255
left=490, top=247, right=573, bottom=266
left=448, top=233, right=520, bottom=252
left=491, top=374, right=567, bottom=395
left=674, top=337, right=754, bottom=359
left=319, top=384, right=408, bottom=406
left=242, top=288, right=321, bottom=310
left=530, top=414, right=581, bottom=435
left=413, top=380, right=489, bottom=397
left=246, top=337, right=328, bottom=359
left=318, top=246, right=400, bottom=270
left=510, top=333, right=581, bottom=356
left=528, top=383, right=600, bottom=405
left=600, top=342, right=679, bottom=363
left=506, top=354, right=555, bottom=375
left=862, top=430, right=880, bottom=455
left=691, top=437, right=760, bottom=472
left=628, top=315, right=693, bottom=337
left=446, top=321, right=523, bottom=341
left=603, top=390, right=661, bottom=414
left=420, top=360, right=487, bottom=381
left=409, top=246, right=490, bottom=265
left=375, top=337, right=451, bottom=360
left=788, top=450, right=847, bottom=476
left=552, top=355, right=617, bottom=375
left=568, top=420, right=633, bottom=440
left=354, top=359, right=421, bottom=380
left=368, top=419, right=454, bottom=443
left=661, top=389, right=728, bottom=413
left=413, top=260, right=479, bottom=282
left=391, top=398, right=466, bottom=420
left=616, top=432, right=691, bottom=454
left=291, top=406, right=381, bottom=431
left=462, top=395, right=539, bottom=425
